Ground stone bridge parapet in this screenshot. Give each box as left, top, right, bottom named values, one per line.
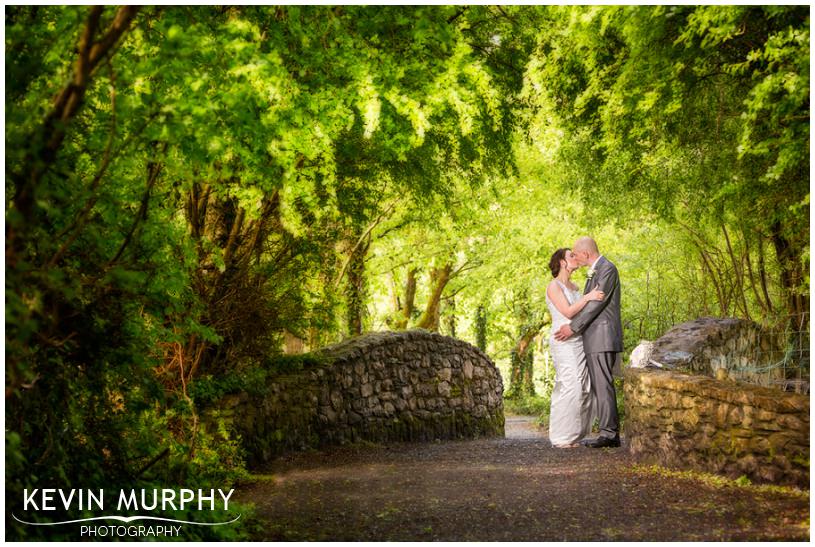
left=215, top=330, right=504, bottom=465
left=625, top=317, right=808, bottom=487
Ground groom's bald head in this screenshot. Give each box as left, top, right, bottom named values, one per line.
left=574, top=237, right=599, bottom=254
left=573, top=237, right=600, bottom=266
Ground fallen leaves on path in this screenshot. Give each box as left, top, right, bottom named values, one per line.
left=236, top=417, right=809, bottom=541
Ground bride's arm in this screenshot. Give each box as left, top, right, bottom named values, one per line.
left=546, top=282, right=604, bottom=319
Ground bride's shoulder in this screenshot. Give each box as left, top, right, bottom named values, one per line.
left=546, top=279, right=564, bottom=294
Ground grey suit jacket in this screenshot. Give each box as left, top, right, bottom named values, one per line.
left=570, top=256, right=623, bottom=354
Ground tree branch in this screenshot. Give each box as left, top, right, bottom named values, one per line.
left=9, top=6, right=140, bottom=261
left=447, top=7, right=468, bottom=24
left=107, top=143, right=166, bottom=265
left=333, top=199, right=400, bottom=288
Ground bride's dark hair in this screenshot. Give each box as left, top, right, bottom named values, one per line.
left=549, top=248, right=569, bottom=278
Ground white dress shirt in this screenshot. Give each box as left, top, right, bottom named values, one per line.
left=589, top=255, right=603, bottom=272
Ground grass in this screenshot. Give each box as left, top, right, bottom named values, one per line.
left=631, top=464, right=810, bottom=499
left=503, top=394, right=551, bottom=425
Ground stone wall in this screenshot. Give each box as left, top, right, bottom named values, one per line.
left=647, top=317, right=787, bottom=386
left=214, top=330, right=504, bottom=466
left=625, top=318, right=809, bottom=487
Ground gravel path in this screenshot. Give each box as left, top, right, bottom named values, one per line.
left=237, top=416, right=809, bottom=541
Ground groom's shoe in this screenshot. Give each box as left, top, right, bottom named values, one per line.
left=587, top=436, right=621, bottom=448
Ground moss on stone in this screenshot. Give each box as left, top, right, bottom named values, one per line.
left=220, top=331, right=505, bottom=466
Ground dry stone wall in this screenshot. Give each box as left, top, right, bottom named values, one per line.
left=647, top=317, right=787, bottom=386
left=215, top=330, right=504, bottom=466
left=625, top=318, right=809, bottom=487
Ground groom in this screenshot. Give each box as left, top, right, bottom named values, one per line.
left=554, top=237, right=622, bottom=448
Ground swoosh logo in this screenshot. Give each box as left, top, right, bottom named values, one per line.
left=12, top=513, right=241, bottom=526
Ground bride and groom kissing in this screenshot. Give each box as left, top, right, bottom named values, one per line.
left=545, top=237, right=622, bottom=449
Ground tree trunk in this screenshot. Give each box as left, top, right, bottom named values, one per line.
left=757, top=234, right=774, bottom=313
left=388, top=272, right=401, bottom=316
left=175, top=185, right=281, bottom=378
left=475, top=305, right=487, bottom=351
left=742, top=229, right=770, bottom=316
left=722, top=224, right=751, bottom=321
left=445, top=296, right=456, bottom=338
left=521, top=347, right=535, bottom=396
left=394, top=267, right=417, bottom=329
left=770, top=220, right=808, bottom=330
left=415, top=264, right=452, bottom=331
left=344, top=233, right=370, bottom=337
left=345, top=249, right=365, bottom=336
left=506, top=320, right=546, bottom=398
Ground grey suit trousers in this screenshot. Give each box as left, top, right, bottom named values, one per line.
left=586, top=351, right=619, bottom=439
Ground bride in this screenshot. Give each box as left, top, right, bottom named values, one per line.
left=545, top=248, right=603, bottom=448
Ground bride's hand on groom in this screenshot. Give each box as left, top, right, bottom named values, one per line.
left=587, top=288, right=604, bottom=301
left=554, top=324, right=573, bottom=341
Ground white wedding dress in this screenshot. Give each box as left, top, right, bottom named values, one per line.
left=546, top=280, right=594, bottom=446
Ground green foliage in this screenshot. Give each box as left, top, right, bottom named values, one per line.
left=187, top=370, right=264, bottom=407
left=734, top=475, right=752, bottom=487
left=503, top=395, right=551, bottom=420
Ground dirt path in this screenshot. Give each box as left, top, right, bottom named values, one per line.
left=237, top=416, right=809, bottom=541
